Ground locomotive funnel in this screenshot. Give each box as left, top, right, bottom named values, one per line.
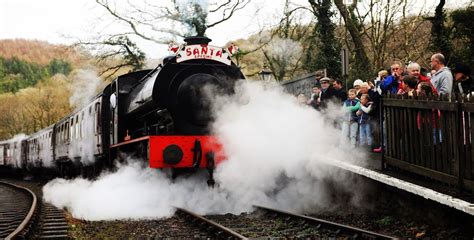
left=184, top=36, right=212, bottom=45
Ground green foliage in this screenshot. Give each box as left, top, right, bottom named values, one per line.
left=429, top=0, right=452, bottom=63
left=305, top=0, right=341, bottom=79
left=102, top=36, right=145, bottom=74
left=0, top=57, right=72, bottom=93
left=47, top=58, right=72, bottom=76
left=450, top=6, right=474, bottom=69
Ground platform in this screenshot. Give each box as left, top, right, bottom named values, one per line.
left=327, top=153, right=474, bottom=216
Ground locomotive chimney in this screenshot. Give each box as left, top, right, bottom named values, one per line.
left=184, top=36, right=212, bottom=45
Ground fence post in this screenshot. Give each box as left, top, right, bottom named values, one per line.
left=380, top=95, right=385, bottom=170
left=456, top=95, right=464, bottom=192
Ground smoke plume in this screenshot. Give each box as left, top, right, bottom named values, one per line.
left=68, top=68, right=103, bottom=110
left=43, top=81, right=368, bottom=220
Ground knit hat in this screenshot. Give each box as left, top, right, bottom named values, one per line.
left=353, top=79, right=363, bottom=87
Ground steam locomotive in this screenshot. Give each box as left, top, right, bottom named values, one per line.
left=0, top=37, right=244, bottom=185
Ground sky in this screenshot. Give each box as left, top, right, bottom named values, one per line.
left=0, top=0, right=289, bottom=58
left=0, top=0, right=471, bottom=59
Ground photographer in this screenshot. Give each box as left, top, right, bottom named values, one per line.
left=380, top=61, right=404, bottom=94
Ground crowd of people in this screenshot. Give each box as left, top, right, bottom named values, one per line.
left=298, top=53, right=473, bottom=152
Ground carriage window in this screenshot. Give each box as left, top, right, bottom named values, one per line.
left=95, top=102, right=101, bottom=134
left=75, top=116, right=79, bottom=139
left=70, top=119, right=74, bottom=140
left=66, top=122, right=70, bottom=142
left=81, top=112, right=84, bottom=138
left=59, top=125, right=62, bottom=143
left=62, top=124, right=65, bottom=143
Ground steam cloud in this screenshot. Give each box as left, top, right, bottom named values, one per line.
left=43, top=81, right=369, bottom=220
left=4, top=134, right=28, bottom=168
left=66, top=68, right=104, bottom=165
left=68, top=68, right=103, bottom=109
left=175, top=0, right=209, bottom=36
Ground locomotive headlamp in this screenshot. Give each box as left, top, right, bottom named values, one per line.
left=110, top=93, right=117, bottom=109
left=259, top=64, right=273, bottom=82
left=163, top=144, right=183, bottom=165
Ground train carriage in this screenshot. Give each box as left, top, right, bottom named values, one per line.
left=0, top=140, right=8, bottom=166
left=26, top=125, right=54, bottom=168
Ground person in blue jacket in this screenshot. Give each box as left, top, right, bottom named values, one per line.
left=380, top=61, right=404, bottom=94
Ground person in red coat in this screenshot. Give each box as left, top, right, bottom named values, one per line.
left=407, top=62, right=438, bottom=95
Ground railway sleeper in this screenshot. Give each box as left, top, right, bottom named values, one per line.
left=38, top=234, right=70, bottom=239
left=43, top=226, right=68, bottom=231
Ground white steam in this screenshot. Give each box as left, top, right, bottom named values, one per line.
left=265, top=37, right=302, bottom=65
left=68, top=68, right=103, bottom=109
left=67, top=99, right=102, bottom=166
left=7, top=134, right=28, bottom=168
left=175, top=0, right=209, bottom=36
left=65, top=68, right=104, bottom=165
left=43, top=81, right=368, bottom=220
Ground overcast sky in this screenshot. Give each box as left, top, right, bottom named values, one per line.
left=0, top=0, right=288, bottom=58
left=0, top=0, right=471, bottom=59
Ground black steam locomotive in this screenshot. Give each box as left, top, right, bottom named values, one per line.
left=0, top=37, right=244, bottom=184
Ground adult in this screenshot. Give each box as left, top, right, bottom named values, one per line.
left=314, top=70, right=325, bottom=86
left=430, top=53, right=453, bottom=96
left=332, top=79, right=347, bottom=102
left=380, top=61, right=404, bottom=94
left=374, top=69, right=388, bottom=95
left=317, top=77, right=338, bottom=108
left=353, top=79, right=363, bottom=90
left=406, top=62, right=437, bottom=95
left=307, top=86, right=321, bottom=109
left=452, top=63, right=474, bottom=96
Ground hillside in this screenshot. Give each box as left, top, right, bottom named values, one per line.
left=0, top=39, right=89, bottom=67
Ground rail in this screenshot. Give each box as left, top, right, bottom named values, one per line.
left=0, top=181, right=38, bottom=240
left=254, top=205, right=396, bottom=239
left=175, top=207, right=247, bottom=239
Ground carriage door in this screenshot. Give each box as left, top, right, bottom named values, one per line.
left=110, top=80, right=118, bottom=145
left=0, top=146, right=4, bottom=166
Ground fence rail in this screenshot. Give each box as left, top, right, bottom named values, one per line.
left=383, top=94, right=474, bottom=192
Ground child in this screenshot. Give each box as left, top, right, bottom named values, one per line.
left=343, top=89, right=360, bottom=147
left=357, top=94, right=373, bottom=148
left=398, top=75, right=418, bottom=96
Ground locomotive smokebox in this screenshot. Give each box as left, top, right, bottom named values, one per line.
left=175, top=73, right=220, bottom=128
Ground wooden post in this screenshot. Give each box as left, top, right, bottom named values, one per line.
left=456, top=95, right=464, bottom=192
left=380, top=95, right=385, bottom=170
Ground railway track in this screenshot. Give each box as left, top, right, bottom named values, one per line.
left=0, top=180, right=69, bottom=240
left=176, top=205, right=396, bottom=239
left=36, top=203, right=69, bottom=239
left=0, top=181, right=38, bottom=240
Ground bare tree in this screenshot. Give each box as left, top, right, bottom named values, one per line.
left=81, top=0, right=250, bottom=78
left=95, top=0, right=250, bottom=39
left=334, top=0, right=372, bottom=79
left=426, top=0, right=452, bottom=63
left=261, top=0, right=310, bottom=81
